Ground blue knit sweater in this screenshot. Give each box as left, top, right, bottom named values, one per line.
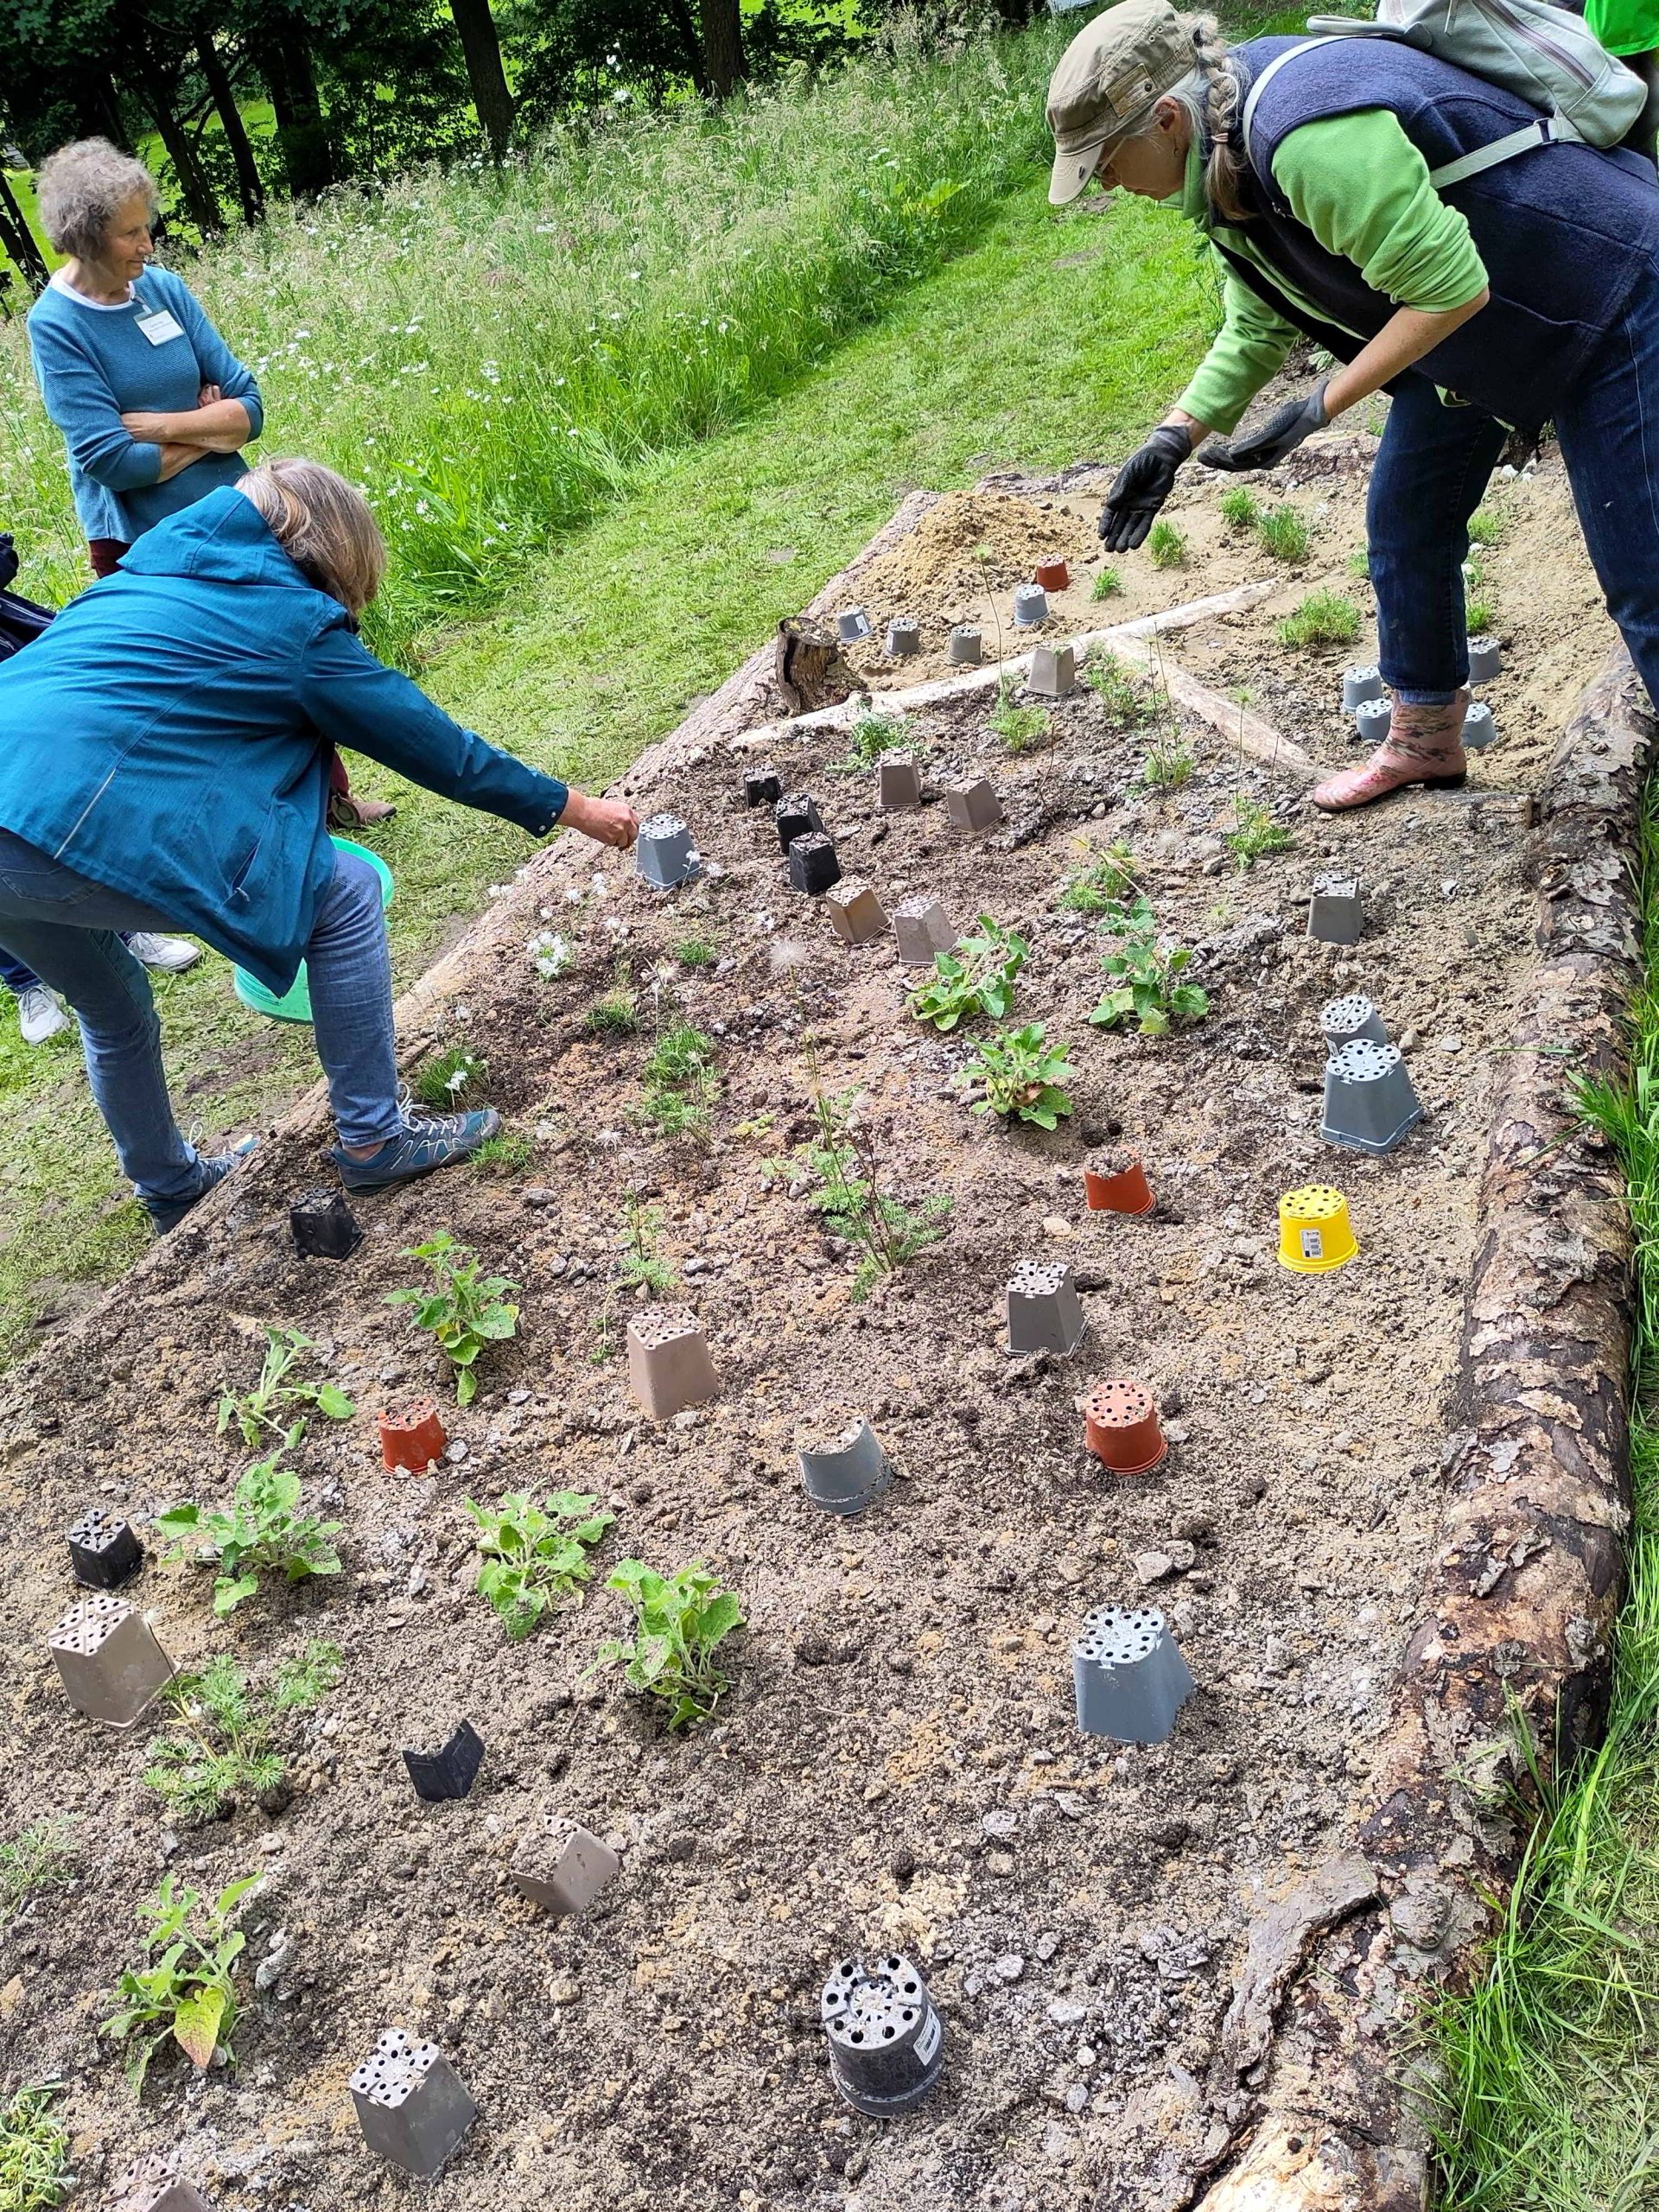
left=27, top=264, right=264, bottom=543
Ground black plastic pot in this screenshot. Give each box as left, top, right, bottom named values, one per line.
left=788, top=832, right=842, bottom=896
left=744, top=769, right=783, bottom=809
left=404, top=1719, right=486, bottom=1802
left=821, top=1953, right=945, bottom=2116
left=67, top=1507, right=143, bottom=1590
left=289, top=1186, right=363, bottom=1261
left=775, top=793, right=824, bottom=855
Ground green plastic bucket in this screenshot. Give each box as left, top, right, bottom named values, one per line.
left=232, top=836, right=395, bottom=1025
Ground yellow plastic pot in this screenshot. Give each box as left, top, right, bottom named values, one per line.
left=1276, top=1184, right=1357, bottom=1275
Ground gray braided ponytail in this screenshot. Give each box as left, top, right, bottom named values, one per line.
left=1186, top=15, right=1252, bottom=221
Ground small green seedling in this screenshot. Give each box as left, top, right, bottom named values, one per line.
left=143, top=1643, right=343, bottom=1825
left=619, top=1197, right=677, bottom=1295
left=102, top=1873, right=258, bottom=2089
left=217, top=1327, right=354, bottom=1448
left=1346, top=548, right=1370, bottom=579
left=594, top=1559, right=744, bottom=1731
left=469, top=1131, right=536, bottom=1175
left=1059, top=842, right=1137, bottom=913
left=1255, top=505, right=1309, bottom=563
left=1278, top=591, right=1360, bottom=649
left=1140, top=735, right=1195, bottom=792
left=798, top=1090, right=950, bottom=1298
left=0, top=2082, right=71, bottom=2210
left=0, top=1821, right=74, bottom=1923
left=989, top=690, right=1049, bottom=753
left=1219, top=486, right=1258, bottom=529
left=831, top=708, right=911, bottom=773
left=1224, top=798, right=1293, bottom=871
left=582, top=978, right=640, bottom=1035
left=1083, top=651, right=1147, bottom=725
left=463, top=1491, right=614, bottom=1641
left=908, top=913, right=1027, bottom=1033
left=387, top=1230, right=519, bottom=1405
left=672, top=930, right=718, bottom=969
left=412, top=1043, right=488, bottom=1108
left=159, top=1455, right=343, bottom=1616
left=1467, top=507, right=1500, bottom=547
left=1147, top=519, right=1186, bottom=569
left=1089, top=894, right=1209, bottom=1035
left=1465, top=597, right=1495, bottom=635
left=640, top=1021, right=720, bottom=1144
left=1090, top=565, right=1122, bottom=601
left=959, top=1024, right=1075, bottom=1129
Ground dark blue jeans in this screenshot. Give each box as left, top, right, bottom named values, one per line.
left=1370, top=267, right=1659, bottom=710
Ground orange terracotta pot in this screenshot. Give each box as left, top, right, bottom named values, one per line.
left=1084, top=1153, right=1155, bottom=1217
left=1084, top=1379, right=1167, bottom=1475
left=1034, top=558, right=1071, bottom=593
left=378, top=1396, right=448, bottom=1473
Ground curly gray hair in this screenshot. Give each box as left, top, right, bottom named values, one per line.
left=35, top=138, right=158, bottom=260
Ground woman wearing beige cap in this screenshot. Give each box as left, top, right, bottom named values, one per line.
left=1047, top=0, right=1659, bottom=810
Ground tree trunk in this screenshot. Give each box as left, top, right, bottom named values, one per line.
left=195, top=24, right=265, bottom=224
left=663, top=0, right=712, bottom=94
left=0, top=172, right=48, bottom=293
left=447, top=0, right=514, bottom=162
left=124, top=48, right=226, bottom=236
left=699, top=0, right=747, bottom=96
left=253, top=31, right=334, bottom=196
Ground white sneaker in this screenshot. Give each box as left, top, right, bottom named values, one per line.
left=126, top=931, right=202, bottom=974
left=16, top=984, right=68, bottom=1044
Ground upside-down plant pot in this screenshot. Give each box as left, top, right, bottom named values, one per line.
left=836, top=607, right=872, bottom=644
left=1353, top=696, right=1392, bottom=744
left=132, top=2179, right=214, bottom=2212
left=1006, top=1260, right=1087, bottom=1356
left=1083, top=1381, right=1167, bottom=1476
left=1072, top=1605, right=1195, bottom=1744
left=798, top=1417, right=892, bottom=1515
left=350, top=2031, right=478, bottom=2178
left=67, top=1507, right=143, bottom=1590
left=1341, top=664, right=1385, bottom=714
left=49, top=1595, right=175, bottom=1728
left=826, top=880, right=887, bottom=945
left=821, top=1954, right=945, bottom=2117
left=787, top=832, right=842, bottom=896
left=886, top=617, right=920, bottom=658
left=1084, top=1147, right=1155, bottom=1217
left=1034, top=558, right=1071, bottom=592
left=1463, top=700, right=1497, bottom=750
left=403, top=1719, right=486, bottom=1802
left=1306, top=874, right=1363, bottom=946
left=637, top=813, right=701, bottom=889
left=945, top=777, right=1002, bottom=833
left=1028, top=643, right=1076, bottom=698
left=1321, top=1039, right=1423, bottom=1156
left=891, top=895, right=956, bottom=967
left=379, top=1397, right=448, bottom=1473
left=289, top=1185, right=362, bottom=1261
left=1276, top=1184, right=1358, bottom=1274
left=1467, top=635, right=1502, bottom=683
left=877, top=751, right=923, bottom=811
left=744, top=769, right=783, bottom=810
left=947, top=626, right=982, bottom=667
left=511, top=1809, right=620, bottom=1916
left=1319, top=992, right=1389, bottom=1052
left=775, top=793, right=824, bottom=855
left=626, top=1307, right=719, bottom=1419
left=1013, top=583, right=1048, bottom=627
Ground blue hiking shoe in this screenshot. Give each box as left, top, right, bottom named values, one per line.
left=144, top=1135, right=259, bottom=1235
left=330, top=1103, right=500, bottom=1192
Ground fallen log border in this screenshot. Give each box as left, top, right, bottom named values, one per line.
left=1186, top=646, right=1650, bottom=2212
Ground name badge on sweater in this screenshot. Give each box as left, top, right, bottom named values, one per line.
left=136, top=308, right=184, bottom=346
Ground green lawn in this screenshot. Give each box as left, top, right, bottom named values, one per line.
left=0, top=176, right=1211, bottom=1354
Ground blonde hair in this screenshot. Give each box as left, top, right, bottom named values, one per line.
left=1142, top=16, right=1252, bottom=222
left=242, top=458, right=387, bottom=617
left=35, top=137, right=158, bottom=259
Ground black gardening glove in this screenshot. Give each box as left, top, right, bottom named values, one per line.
left=1097, top=423, right=1194, bottom=552
left=1196, top=378, right=1330, bottom=473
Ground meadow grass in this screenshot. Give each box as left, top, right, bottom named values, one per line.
left=1430, top=777, right=1659, bottom=2212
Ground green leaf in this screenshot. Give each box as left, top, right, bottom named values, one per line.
left=213, top=1573, right=260, bottom=1617
left=172, top=1985, right=226, bottom=2069
left=315, top=1384, right=355, bottom=1421
left=697, top=1592, right=745, bottom=1648
left=456, top=1368, right=478, bottom=1407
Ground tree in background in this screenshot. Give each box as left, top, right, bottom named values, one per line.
left=448, top=0, right=516, bottom=159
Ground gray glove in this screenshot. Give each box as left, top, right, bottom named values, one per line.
left=1197, top=379, right=1330, bottom=473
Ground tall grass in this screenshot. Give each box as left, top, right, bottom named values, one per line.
left=1431, top=777, right=1659, bottom=2212
left=0, top=20, right=1065, bottom=661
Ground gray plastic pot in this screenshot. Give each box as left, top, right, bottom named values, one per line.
left=836, top=607, right=872, bottom=644
left=636, top=813, right=700, bottom=889
left=1463, top=700, right=1497, bottom=750
left=1319, top=992, right=1389, bottom=1052
left=1072, top=1605, right=1195, bottom=1745
left=1006, top=1260, right=1086, bottom=1356
left=821, top=1954, right=945, bottom=2117
left=798, top=1418, right=891, bottom=1515
left=877, top=751, right=923, bottom=811
left=1306, top=874, right=1363, bottom=946
left=887, top=617, right=920, bottom=658
left=948, top=625, right=982, bottom=666
left=350, top=2031, right=478, bottom=2178
left=1321, top=1038, right=1423, bottom=1155
left=1013, top=582, right=1048, bottom=628
left=1342, top=664, right=1384, bottom=713
left=1468, top=636, right=1502, bottom=683
left=1354, top=696, right=1392, bottom=744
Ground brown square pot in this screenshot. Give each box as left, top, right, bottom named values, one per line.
left=945, top=777, right=1002, bottom=834
left=626, top=1307, right=719, bottom=1419
left=1029, top=643, right=1076, bottom=698
left=826, top=880, right=887, bottom=945
left=49, top=1595, right=175, bottom=1728
left=512, top=1810, right=620, bottom=1916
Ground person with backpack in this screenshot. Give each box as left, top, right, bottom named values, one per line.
left=1048, top=0, right=1659, bottom=810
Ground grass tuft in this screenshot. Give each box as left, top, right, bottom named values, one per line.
left=1278, top=591, right=1360, bottom=649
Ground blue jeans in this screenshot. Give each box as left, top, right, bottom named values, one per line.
left=1370, top=267, right=1659, bottom=711
left=0, top=831, right=401, bottom=1207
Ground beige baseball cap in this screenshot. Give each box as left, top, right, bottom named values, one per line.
left=1046, top=0, right=1197, bottom=206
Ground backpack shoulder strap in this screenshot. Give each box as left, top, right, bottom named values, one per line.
left=1239, top=35, right=1357, bottom=181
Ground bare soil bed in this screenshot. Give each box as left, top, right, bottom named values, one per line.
left=0, top=435, right=1624, bottom=2212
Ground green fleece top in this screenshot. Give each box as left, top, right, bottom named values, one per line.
left=1174, top=110, right=1491, bottom=435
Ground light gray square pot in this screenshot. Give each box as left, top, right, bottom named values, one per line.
left=1321, top=1039, right=1423, bottom=1155
left=1072, top=1605, right=1195, bottom=1745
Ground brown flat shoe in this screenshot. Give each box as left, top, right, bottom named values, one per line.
left=328, top=791, right=397, bottom=830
